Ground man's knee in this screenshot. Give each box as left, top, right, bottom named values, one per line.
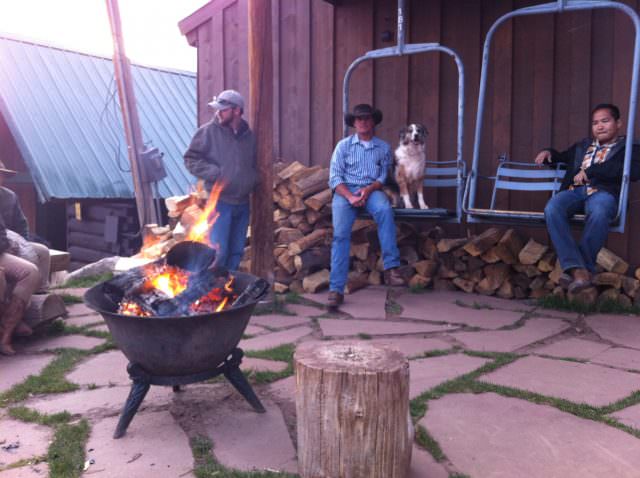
left=544, top=199, right=561, bottom=219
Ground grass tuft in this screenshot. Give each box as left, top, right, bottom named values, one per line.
left=60, top=294, right=84, bottom=305
left=57, top=273, right=113, bottom=289
left=537, top=295, right=640, bottom=315
left=415, top=424, right=446, bottom=462
left=9, top=406, right=71, bottom=426
left=48, top=419, right=90, bottom=478
left=244, top=344, right=296, bottom=385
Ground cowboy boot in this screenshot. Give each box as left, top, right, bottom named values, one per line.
left=0, top=296, right=28, bottom=355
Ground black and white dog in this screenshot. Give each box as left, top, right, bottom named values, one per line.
left=393, top=123, right=428, bottom=209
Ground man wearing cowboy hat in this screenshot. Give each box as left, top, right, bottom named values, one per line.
left=184, top=89, right=257, bottom=270
left=0, top=160, right=48, bottom=355
left=327, top=104, right=405, bottom=308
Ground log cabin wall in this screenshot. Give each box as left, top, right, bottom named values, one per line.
left=184, top=0, right=640, bottom=266
left=65, top=200, right=141, bottom=270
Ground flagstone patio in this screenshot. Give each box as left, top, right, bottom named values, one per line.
left=1, top=286, right=640, bottom=477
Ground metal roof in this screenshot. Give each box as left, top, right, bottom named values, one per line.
left=0, top=34, right=197, bottom=201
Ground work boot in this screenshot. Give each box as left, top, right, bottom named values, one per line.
left=327, top=291, right=344, bottom=309
left=568, top=268, right=591, bottom=295
left=0, top=296, right=28, bottom=355
left=386, top=268, right=407, bottom=287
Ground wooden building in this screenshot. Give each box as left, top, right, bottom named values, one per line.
left=179, top=0, right=640, bottom=265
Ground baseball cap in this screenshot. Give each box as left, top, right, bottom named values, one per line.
left=208, top=89, right=245, bottom=111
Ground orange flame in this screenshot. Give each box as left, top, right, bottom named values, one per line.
left=149, top=266, right=189, bottom=298
left=215, top=296, right=229, bottom=312
left=187, top=181, right=225, bottom=244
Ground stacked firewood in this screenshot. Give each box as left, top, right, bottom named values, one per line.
left=271, top=161, right=334, bottom=293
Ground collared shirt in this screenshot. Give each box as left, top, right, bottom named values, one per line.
left=328, top=134, right=392, bottom=190
left=572, top=137, right=621, bottom=194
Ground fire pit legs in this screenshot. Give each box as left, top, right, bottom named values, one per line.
left=113, top=348, right=265, bottom=438
left=114, top=363, right=151, bottom=438
left=223, top=349, right=266, bottom=413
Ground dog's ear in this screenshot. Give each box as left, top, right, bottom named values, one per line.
left=398, top=126, right=407, bottom=139
left=418, top=124, right=428, bottom=136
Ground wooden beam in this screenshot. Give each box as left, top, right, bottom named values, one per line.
left=248, top=0, right=274, bottom=282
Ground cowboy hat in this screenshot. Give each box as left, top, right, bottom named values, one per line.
left=344, top=104, right=383, bottom=127
left=0, top=159, right=16, bottom=177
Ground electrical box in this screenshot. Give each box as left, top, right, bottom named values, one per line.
left=140, top=147, right=167, bottom=182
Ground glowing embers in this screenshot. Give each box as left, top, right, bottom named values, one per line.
left=116, top=262, right=237, bottom=317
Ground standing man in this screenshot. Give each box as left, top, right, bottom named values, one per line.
left=184, top=89, right=258, bottom=270
left=534, top=103, right=640, bottom=293
left=0, top=160, right=44, bottom=354
left=327, top=104, right=405, bottom=309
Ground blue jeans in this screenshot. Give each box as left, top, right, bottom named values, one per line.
left=330, top=186, right=400, bottom=293
left=209, top=200, right=250, bottom=271
left=544, top=186, right=617, bottom=272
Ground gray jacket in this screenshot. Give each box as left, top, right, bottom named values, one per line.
left=183, top=117, right=258, bottom=204
left=0, top=186, right=29, bottom=254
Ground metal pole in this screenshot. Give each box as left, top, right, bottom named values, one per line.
left=397, top=0, right=406, bottom=53
left=105, top=0, right=158, bottom=228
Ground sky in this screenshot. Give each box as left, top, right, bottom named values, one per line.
left=0, top=0, right=208, bottom=72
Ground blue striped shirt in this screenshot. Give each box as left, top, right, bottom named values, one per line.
left=328, top=134, right=392, bottom=190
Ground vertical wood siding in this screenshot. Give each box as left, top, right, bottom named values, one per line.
left=189, top=0, right=640, bottom=265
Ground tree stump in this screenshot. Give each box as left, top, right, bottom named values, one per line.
left=295, top=341, right=412, bottom=478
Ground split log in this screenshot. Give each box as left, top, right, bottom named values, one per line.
left=295, top=341, right=412, bottom=478
left=598, top=288, right=621, bottom=305
left=463, top=227, right=502, bottom=256
left=305, top=209, right=323, bottom=225
left=273, top=282, right=289, bottom=294
left=368, top=270, right=382, bottom=285
left=304, top=189, right=332, bottom=211
left=436, top=237, right=467, bottom=253
left=294, top=247, right=331, bottom=275
left=477, top=263, right=510, bottom=293
left=276, top=252, right=297, bottom=275
left=0, top=268, right=6, bottom=300
left=277, top=161, right=307, bottom=181
left=597, top=248, right=629, bottom=274
left=302, top=269, right=330, bottom=293
left=290, top=169, right=331, bottom=198
left=622, top=276, right=640, bottom=299
left=275, top=227, right=304, bottom=244
left=414, top=260, right=438, bottom=278
left=538, top=252, right=557, bottom=273
left=350, top=243, right=370, bottom=261
left=409, top=274, right=431, bottom=289
left=480, top=247, right=501, bottom=264
left=288, top=228, right=330, bottom=256
left=592, top=272, right=622, bottom=289
left=288, top=213, right=305, bottom=228
left=24, top=294, right=67, bottom=328
left=345, top=272, right=369, bottom=294
left=513, top=263, right=541, bottom=278
left=453, top=277, right=475, bottom=293
left=493, top=229, right=524, bottom=264
left=518, top=238, right=548, bottom=265
left=568, top=286, right=598, bottom=305
left=496, top=279, right=515, bottom=299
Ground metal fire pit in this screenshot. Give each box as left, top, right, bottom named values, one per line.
left=84, top=271, right=268, bottom=438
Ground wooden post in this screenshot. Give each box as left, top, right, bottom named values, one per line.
left=295, top=341, right=413, bottom=478
left=248, top=0, right=274, bottom=282
left=105, top=0, right=158, bottom=228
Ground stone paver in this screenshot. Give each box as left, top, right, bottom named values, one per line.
left=64, top=303, right=95, bottom=317
left=532, top=308, right=580, bottom=320
left=437, top=291, right=535, bottom=313
left=396, top=293, right=525, bottom=329
left=64, top=313, right=105, bottom=328
left=481, top=355, right=640, bottom=407
left=532, top=337, right=611, bottom=360
left=409, top=446, right=448, bottom=478
left=409, top=354, right=491, bottom=399
left=0, top=464, right=49, bottom=477
left=451, top=318, right=570, bottom=352
left=268, top=376, right=296, bottom=402
left=369, top=337, right=453, bottom=358
left=239, top=325, right=313, bottom=351
left=244, top=324, right=267, bottom=336
left=66, top=350, right=129, bottom=386
left=87, top=324, right=110, bottom=333
left=423, top=392, right=640, bottom=478
left=586, top=314, right=640, bottom=350
left=286, top=303, right=325, bottom=317
left=0, top=419, right=52, bottom=467
left=241, top=357, right=288, bottom=373
left=319, top=318, right=452, bottom=337
left=27, top=385, right=172, bottom=417
left=610, top=403, right=640, bottom=429
left=0, top=354, right=54, bottom=393
left=591, top=347, right=640, bottom=371
left=19, top=334, right=105, bottom=353
left=203, top=397, right=297, bottom=473
left=250, top=314, right=310, bottom=330
left=338, top=287, right=388, bottom=319
left=53, top=287, right=88, bottom=298
left=85, top=410, right=193, bottom=477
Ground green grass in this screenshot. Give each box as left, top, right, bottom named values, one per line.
left=8, top=406, right=71, bottom=426
left=191, top=435, right=300, bottom=478
left=537, top=295, right=640, bottom=315
left=48, top=420, right=90, bottom=478
left=57, top=272, right=113, bottom=289
left=385, top=301, right=402, bottom=315
left=409, top=284, right=428, bottom=294
left=454, top=299, right=493, bottom=310
left=0, top=349, right=84, bottom=406
left=357, top=333, right=372, bottom=340
left=60, top=294, right=84, bottom=305
left=244, top=344, right=295, bottom=385
left=415, top=424, right=445, bottom=462
left=252, top=297, right=295, bottom=316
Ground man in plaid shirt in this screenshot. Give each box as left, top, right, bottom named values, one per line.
left=534, top=104, right=640, bottom=294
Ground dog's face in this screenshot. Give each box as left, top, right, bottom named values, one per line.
left=399, top=123, right=427, bottom=145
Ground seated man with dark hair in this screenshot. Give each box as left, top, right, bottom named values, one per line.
left=534, top=103, right=640, bottom=293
